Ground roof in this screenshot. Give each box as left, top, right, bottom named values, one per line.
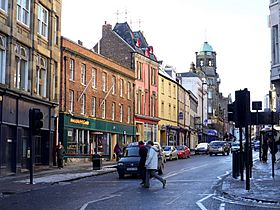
left=200, top=41, right=214, bottom=52
left=177, top=72, right=200, bottom=78
left=113, top=22, right=157, bottom=61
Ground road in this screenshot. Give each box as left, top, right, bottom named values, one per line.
left=0, top=154, right=274, bottom=210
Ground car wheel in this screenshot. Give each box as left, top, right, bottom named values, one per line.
left=223, top=152, right=225, bottom=156
left=209, top=153, right=212, bottom=156
left=118, top=173, right=125, bottom=179
left=169, top=155, right=172, bottom=160
left=227, top=151, right=229, bottom=155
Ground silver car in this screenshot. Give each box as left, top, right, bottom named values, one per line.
left=163, top=146, right=178, bottom=160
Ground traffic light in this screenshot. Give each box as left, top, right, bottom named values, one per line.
left=235, top=89, right=250, bottom=128
left=29, top=108, right=43, bottom=135
left=227, top=102, right=235, bottom=122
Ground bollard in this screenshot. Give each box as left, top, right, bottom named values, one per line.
left=232, top=151, right=240, bottom=178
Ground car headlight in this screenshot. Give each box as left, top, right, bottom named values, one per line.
left=117, top=162, right=124, bottom=166
left=219, top=148, right=223, bottom=151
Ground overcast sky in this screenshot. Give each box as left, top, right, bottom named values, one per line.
left=61, top=0, right=271, bottom=102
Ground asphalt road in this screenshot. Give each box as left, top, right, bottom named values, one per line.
left=0, top=154, right=275, bottom=210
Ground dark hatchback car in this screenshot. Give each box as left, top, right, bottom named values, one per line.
left=117, top=142, right=164, bottom=179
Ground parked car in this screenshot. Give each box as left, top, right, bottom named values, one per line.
left=194, top=143, right=209, bottom=155
left=176, top=145, right=191, bottom=159
left=163, top=146, right=178, bottom=160
left=209, top=141, right=230, bottom=156
left=117, top=142, right=164, bottom=179
left=253, top=140, right=260, bottom=151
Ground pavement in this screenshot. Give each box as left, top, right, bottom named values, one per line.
left=221, top=152, right=280, bottom=206
left=0, top=159, right=117, bottom=197
left=0, top=152, right=280, bottom=208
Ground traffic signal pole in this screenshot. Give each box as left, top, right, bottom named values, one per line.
left=29, top=109, right=34, bottom=184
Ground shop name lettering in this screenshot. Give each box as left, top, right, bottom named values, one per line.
left=70, top=118, right=89, bottom=125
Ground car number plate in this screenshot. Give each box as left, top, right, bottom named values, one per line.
left=127, top=167, right=138, bottom=171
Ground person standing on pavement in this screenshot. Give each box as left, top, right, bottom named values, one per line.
left=138, top=141, right=148, bottom=185
left=262, top=136, right=269, bottom=163
left=143, top=141, right=166, bottom=189
left=114, top=143, right=122, bottom=161
left=56, top=142, right=65, bottom=169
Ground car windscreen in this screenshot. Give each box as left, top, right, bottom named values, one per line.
left=164, top=146, right=171, bottom=151
left=176, top=146, right=184, bottom=150
left=124, top=147, right=139, bottom=157
left=210, top=142, right=225, bottom=147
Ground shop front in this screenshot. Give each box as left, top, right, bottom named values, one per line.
left=59, top=113, right=135, bottom=161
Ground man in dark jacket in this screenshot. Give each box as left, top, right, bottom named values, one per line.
left=138, top=141, right=148, bottom=185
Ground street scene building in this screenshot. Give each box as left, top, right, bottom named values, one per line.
left=0, top=0, right=61, bottom=175
left=95, top=22, right=160, bottom=143
left=60, top=37, right=135, bottom=161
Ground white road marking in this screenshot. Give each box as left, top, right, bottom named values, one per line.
left=219, top=203, right=225, bottom=210
left=196, top=194, right=213, bottom=210
left=80, top=195, right=121, bottom=210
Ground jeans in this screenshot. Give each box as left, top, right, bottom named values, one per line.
left=145, top=169, right=164, bottom=187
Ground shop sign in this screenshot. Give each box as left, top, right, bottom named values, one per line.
left=70, top=118, right=89, bottom=125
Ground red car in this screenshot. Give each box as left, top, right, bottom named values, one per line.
left=176, top=146, right=191, bottom=159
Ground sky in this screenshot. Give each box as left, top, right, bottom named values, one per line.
left=61, top=0, right=271, bottom=103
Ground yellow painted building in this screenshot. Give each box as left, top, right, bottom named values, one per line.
left=158, top=69, right=178, bottom=146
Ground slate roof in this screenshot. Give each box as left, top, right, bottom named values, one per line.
left=113, top=22, right=157, bottom=61
left=177, top=71, right=200, bottom=78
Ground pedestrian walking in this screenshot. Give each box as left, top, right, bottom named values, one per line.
left=56, top=142, right=65, bottom=169
left=143, top=141, right=166, bottom=189
left=262, top=137, right=268, bottom=163
left=138, top=141, right=148, bottom=185
left=114, top=143, right=122, bottom=161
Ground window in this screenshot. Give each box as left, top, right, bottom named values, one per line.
left=208, top=90, right=213, bottom=99
left=101, top=100, right=106, bottom=119
left=112, top=76, right=116, bottom=94
left=37, top=4, right=49, bottom=38
left=173, top=106, right=176, bottom=120
left=81, top=63, right=86, bottom=85
left=15, top=44, right=30, bottom=91
left=137, top=61, right=142, bottom=80
left=0, top=0, right=7, bottom=12
left=17, top=0, right=30, bottom=26
left=81, top=94, right=85, bottom=115
left=92, top=97, right=96, bottom=117
left=112, top=102, right=115, bottom=121
left=70, top=90, right=74, bottom=112
left=120, top=79, right=123, bottom=97
left=272, top=25, right=279, bottom=65
left=151, top=67, right=156, bottom=85
left=92, top=68, right=96, bottom=88
left=102, top=72, right=107, bottom=92
left=128, top=106, right=131, bottom=123
left=127, top=82, right=131, bottom=99
left=54, top=15, right=59, bottom=45
left=200, top=59, right=204, bottom=67
left=168, top=103, right=171, bottom=119
left=151, top=95, right=156, bottom=117
left=168, top=83, right=171, bottom=97
left=137, top=89, right=142, bottom=114
left=161, top=79, right=164, bottom=93
left=70, top=59, right=75, bottom=80
left=52, top=61, right=58, bottom=100
left=120, top=104, right=123, bottom=122
left=36, top=55, right=47, bottom=97
left=173, top=85, right=176, bottom=98
left=0, top=35, right=6, bottom=84
left=161, top=102, right=164, bottom=117
left=208, top=104, right=213, bottom=114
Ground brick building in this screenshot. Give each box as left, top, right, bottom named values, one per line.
left=60, top=37, right=135, bottom=161
left=95, top=22, right=159, bottom=142
left=0, top=0, right=61, bottom=175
